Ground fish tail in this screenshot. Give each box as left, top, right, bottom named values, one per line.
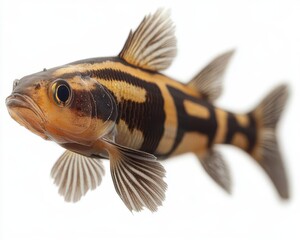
left=249, top=84, right=289, bottom=199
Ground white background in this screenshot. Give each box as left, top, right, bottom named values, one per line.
left=0, top=0, right=299, bottom=239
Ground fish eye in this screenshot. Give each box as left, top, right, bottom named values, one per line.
left=52, top=80, right=72, bottom=107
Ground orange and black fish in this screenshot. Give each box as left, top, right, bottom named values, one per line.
left=6, top=9, right=289, bottom=212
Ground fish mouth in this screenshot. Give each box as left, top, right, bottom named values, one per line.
left=6, top=93, right=48, bottom=139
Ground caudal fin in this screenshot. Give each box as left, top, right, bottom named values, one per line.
left=251, top=84, right=289, bottom=199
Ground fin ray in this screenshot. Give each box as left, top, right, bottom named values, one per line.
left=251, top=84, right=289, bottom=199
left=51, top=150, right=105, bottom=202
left=188, top=50, right=235, bottom=101
left=197, top=150, right=231, bottom=193
left=102, top=138, right=167, bottom=212
left=119, top=9, right=177, bottom=71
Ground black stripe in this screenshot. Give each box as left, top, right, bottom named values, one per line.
left=69, top=89, right=93, bottom=118
left=90, top=84, right=118, bottom=121
left=225, top=112, right=257, bottom=152
left=69, top=84, right=117, bottom=122
left=225, top=112, right=236, bottom=144
left=162, top=86, right=218, bottom=157
left=89, top=68, right=166, bottom=154
left=247, top=113, right=256, bottom=152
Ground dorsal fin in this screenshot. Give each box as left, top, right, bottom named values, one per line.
left=119, top=9, right=177, bottom=71
left=188, top=50, right=235, bottom=101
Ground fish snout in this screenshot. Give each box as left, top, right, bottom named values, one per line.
left=6, top=93, right=48, bottom=139
left=6, top=93, right=46, bottom=122
left=6, top=93, right=31, bottom=110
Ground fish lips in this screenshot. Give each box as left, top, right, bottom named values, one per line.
left=6, top=93, right=49, bottom=140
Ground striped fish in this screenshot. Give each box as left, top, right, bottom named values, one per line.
left=6, top=9, right=289, bottom=212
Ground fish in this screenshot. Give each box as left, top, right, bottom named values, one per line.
left=6, top=9, right=289, bottom=212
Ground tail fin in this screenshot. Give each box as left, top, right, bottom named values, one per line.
left=250, top=84, right=289, bottom=199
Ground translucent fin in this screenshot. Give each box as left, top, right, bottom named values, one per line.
left=102, top=138, right=167, bottom=212
left=197, top=150, right=231, bottom=193
left=251, top=84, right=289, bottom=199
left=188, top=50, right=235, bottom=101
left=119, top=9, right=177, bottom=71
left=51, top=150, right=105, bottom=202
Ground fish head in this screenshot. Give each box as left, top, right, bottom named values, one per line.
left=6, top=67, right=117, bottom=145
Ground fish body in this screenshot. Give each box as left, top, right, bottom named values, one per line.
left=53, top=56, right=255, bottom=160
left=6, top=9, right=289, bottom=212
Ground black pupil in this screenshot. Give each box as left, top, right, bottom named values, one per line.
left=57, top=85, right=70, bottom=103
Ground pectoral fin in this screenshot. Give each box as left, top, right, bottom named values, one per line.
left=102, top=138, right=167, bottom=212
left=197, top=150, right=231, bottom=193
left=51, top=150, right=105, bottom=202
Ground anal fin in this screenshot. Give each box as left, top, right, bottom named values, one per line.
left=197, top=150, right=231, bottom=194
left=51, top=150, right=105, bottom=202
